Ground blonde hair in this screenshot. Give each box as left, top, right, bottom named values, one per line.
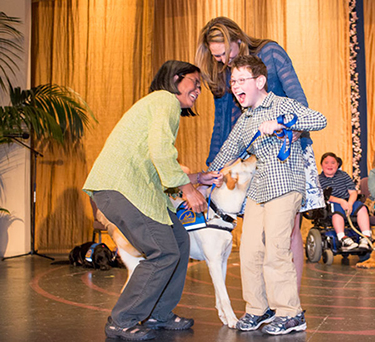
left=195, top=17, right=272, bottom=97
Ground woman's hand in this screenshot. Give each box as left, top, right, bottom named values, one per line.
left=197, top=171, right=223, bottom=187
left=179, top=183, right=207, bottom=213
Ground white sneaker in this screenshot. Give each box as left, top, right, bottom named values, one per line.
left=340, top=236, right=358, bottom=251
left=358, top=237, right=372, bottom=250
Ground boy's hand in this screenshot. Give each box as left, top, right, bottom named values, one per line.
left=340, top=199, right=353, bottom=215
left=259, top=120, right=284, bottom=136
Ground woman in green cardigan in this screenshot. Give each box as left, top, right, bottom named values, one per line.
left=83, top=60, right=223, bottom=341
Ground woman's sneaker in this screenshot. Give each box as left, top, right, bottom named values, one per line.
left=105, top=317, right=156, bottom=340
left=340, top=236, right=358, bottom=251
left=236, top=308, right=275, bottom=331
left=262, top=311, right=306, bottom=335
left=143, top=314, right=194, bottom=330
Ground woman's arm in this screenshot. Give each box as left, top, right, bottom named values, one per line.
left=261, top=42, right=308, bottom=107
left=187, top=171, right=223, bottom=187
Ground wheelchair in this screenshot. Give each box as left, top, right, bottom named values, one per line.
left=304, top=188, right=371, bottom=265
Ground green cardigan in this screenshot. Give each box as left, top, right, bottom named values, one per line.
left=83, top=90, right=190, bottom=225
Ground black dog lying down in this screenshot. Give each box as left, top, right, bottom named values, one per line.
left=69, top=241, right=121, bottom=270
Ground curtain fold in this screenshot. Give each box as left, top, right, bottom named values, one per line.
left=32, top=0, right=154, bottom=252
left=153, top=0, right=352, bottom=175
left=31, top=0, right=372, bottom=252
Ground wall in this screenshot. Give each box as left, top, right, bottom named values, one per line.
left=0, top=0, right=31, bottom=258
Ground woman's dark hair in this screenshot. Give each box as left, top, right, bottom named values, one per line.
left=149, top=60, right=201, bottom=116
left=320, top=152, right=342, bottom=168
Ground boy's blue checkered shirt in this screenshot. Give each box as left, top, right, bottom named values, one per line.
left=208, top=92, right=327, bottom=204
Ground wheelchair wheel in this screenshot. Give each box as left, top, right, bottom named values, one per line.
left=306, top=228, right=322, bottom=263
left=322, top=249, right=334, bottom=265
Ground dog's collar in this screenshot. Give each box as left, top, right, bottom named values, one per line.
left=206, top=224, right=235, bottom=232
left=85, top=243, right=100, bottom=263
left=209, top=201, right=235, bottom=223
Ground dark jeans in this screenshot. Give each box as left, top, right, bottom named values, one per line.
left=92, top=190, right=190, bottom=328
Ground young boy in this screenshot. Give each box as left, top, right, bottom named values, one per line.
left=207, top=55, right=327, bottom=335
left=319, top=152, right=372, bottom=250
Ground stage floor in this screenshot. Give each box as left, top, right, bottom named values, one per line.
left=1, top=250, right=375, bottom=342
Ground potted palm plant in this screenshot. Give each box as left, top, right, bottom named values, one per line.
left=0, top=11, right=95, bottom=212
left=0, top=11, right=95, bottom=143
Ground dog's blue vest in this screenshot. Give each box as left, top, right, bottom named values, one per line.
left=85, top=243, right=100, bottom=263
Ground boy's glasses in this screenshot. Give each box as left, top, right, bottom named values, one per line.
left=230, top=76, right=257, bottom=86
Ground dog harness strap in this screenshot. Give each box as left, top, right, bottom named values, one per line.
left=209, top=200, right=235, bottom=223
left=85, top=243, right=100, bottom=263
left=205, top=224, right=234, bottom=232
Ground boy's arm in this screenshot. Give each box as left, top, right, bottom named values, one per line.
left=207, top=115, right=248, bottom=172
left=347, top=189, right=358, bottom=214
left=281, top=100, right=327, bottom=132
left=329, top=190, right=357, bottom=215
left=347, top=189, right=358, bottom=206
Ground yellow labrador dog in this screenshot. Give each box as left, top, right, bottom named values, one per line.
left=93, top=156, right=256, bottom=328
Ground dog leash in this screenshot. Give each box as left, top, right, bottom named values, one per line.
left=346, top=212, right=374, bottom=251
left=206, top=114, right=298, bottom=221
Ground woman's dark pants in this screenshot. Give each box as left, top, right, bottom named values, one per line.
left=92, top=190, right=190, bottom=328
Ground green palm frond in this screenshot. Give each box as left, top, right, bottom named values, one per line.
left=0, top=12, right=96, bottom=145
left=0, top=12, right=23, bottom=93
left=0, top=83, right=96, bottom=143
left=0, top=207, right=10, bottom=214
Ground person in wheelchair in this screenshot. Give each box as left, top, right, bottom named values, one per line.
left=318, top=152, right=372, bottom=251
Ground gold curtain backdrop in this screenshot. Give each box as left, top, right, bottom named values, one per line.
left=31, top=0, right=374, bottom=253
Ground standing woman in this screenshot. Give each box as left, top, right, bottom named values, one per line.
left=195, top=17, right=324, bottom=291
left=83, top=60, right=223, bottom=341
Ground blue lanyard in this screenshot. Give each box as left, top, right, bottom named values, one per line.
left=240, top=113, right=298, bottom=161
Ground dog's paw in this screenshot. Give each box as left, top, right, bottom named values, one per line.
left=356, top=261, right=375, bottom=269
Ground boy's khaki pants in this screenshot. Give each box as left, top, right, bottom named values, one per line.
left=240, top=191, right=302, bottom=317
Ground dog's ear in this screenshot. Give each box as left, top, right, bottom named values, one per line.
left=225, top=170, right=239, bottom=190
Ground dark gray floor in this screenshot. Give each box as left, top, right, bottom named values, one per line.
left=1, top=249, right=375, bottom=342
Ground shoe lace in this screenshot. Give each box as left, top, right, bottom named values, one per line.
left=272, top=316, right=289, bottom=325
left=248, top=314, right=257, bottom=323
left=343, top=237, right=354, bottom=245
left=242, top=313, right=258, bottom=324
